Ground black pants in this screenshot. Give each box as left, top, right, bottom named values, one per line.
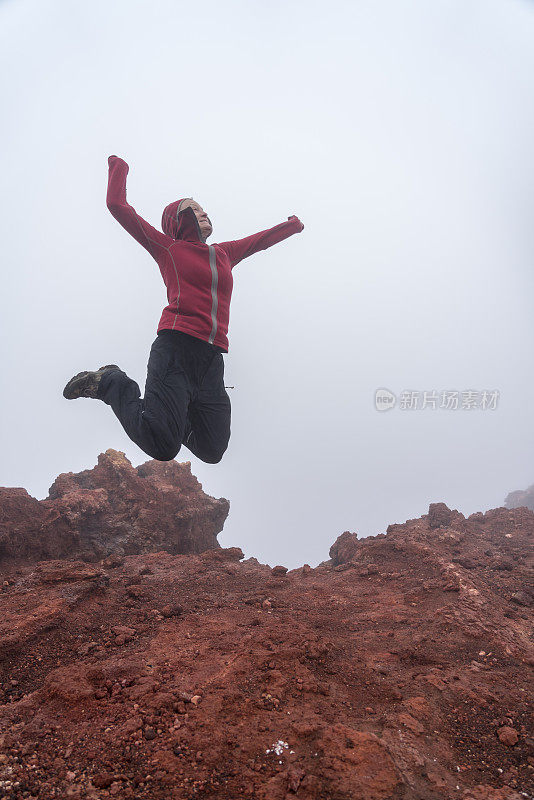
left=97, top=330, right=231, bottom=463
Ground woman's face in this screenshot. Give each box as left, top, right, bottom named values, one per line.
left=179, top=198, right=213, bottom=240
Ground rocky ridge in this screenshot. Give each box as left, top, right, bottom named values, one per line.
left=0, top=450, right=228, bottom=565
left=0, top=462, right=533, bottom=799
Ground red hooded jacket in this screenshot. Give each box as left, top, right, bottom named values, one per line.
left=106, top=156, right=304, bottom=352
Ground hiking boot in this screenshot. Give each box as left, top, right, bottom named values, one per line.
left=63, top=365, right=121, bottom=400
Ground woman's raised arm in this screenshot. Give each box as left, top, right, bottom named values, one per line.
left=218, top=215, right=304, bottom=268
left=106, top=155, right=171, bottom=260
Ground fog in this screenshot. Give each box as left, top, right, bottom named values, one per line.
left=1, top=0, right=533, bottom=568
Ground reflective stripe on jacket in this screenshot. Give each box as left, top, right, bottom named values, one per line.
left=106, top=155, right=304, bottom=352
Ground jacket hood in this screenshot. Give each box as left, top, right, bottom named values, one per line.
left=161, top=199, right=204, bottom=242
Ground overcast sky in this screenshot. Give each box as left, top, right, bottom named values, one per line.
left=1, top=0, right=533, bottom=568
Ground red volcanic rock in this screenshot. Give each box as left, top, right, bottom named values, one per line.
left=0, top=449, right=228, bottom=565
left=497, top=726, right=519, bottom=746
left=505, top=481, right=534, bottom=511
left=0, top=471, right=533, bottom=797
left=329, top=530, right=359, bottom=565
left=0, top=488, right=49, bottom=562
left=427, top=501, right=465, bottom=529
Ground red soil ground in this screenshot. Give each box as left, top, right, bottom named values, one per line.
left=0, top=459, right=532, bottom=799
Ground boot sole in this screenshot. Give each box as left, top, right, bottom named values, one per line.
left=63, top=371, right=91, bottom=399
left=63, top=366, right=121, bottom=399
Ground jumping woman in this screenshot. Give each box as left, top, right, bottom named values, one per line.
left=63, top=155, right=304, bottom=464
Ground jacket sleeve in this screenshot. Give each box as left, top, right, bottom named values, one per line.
left=106, top=156, right=172, bottom=259
left=218, top=215, right=304, bottom=269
